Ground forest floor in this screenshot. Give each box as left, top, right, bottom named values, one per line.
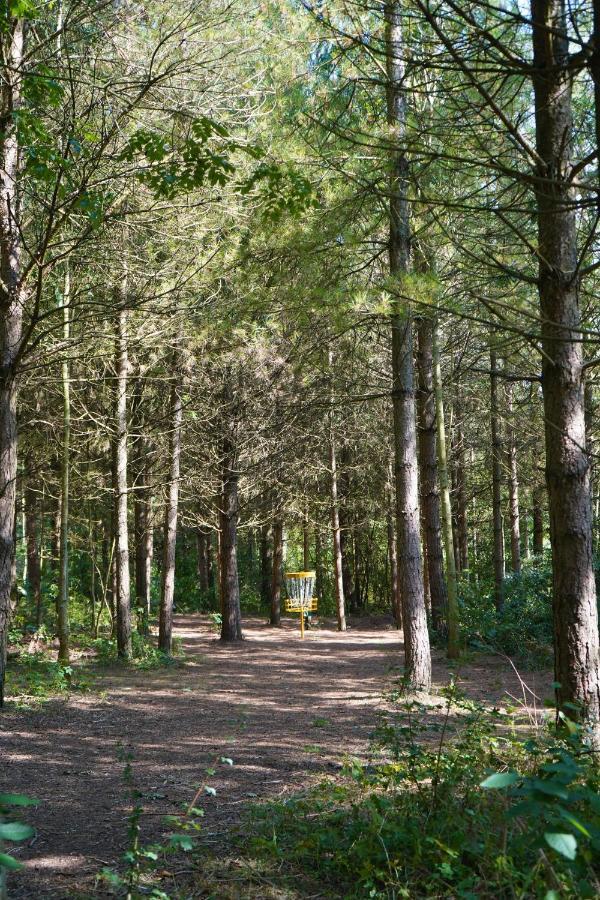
left=2, top=614, right=552, bottom=899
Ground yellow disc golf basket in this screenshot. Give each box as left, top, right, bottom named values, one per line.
left=284, top=571, right=318, bottom=638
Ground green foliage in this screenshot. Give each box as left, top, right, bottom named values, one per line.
left=244, top=689, right=600, bottom=898
left=0, top=792, right=37, bottom=889
left=92, top=633, right=184, bottom=670
left=5, top=651, right=83, bottom=704
left=458, top=561, right=553, bottom=664
left=99, top=752, right=233, bottom=897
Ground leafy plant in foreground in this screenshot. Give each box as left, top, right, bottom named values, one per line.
left=0, top=792, right=38, bottom=900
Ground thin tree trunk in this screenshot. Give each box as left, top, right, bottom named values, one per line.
left=303, top=511, right=310, bottom=570
left=417, top=316, right=447, bottom=633
left=533, top=486, right=544, bottom=554
left=490, top=347, right=505, bottom=611
left=196, top=527, right=209, bottom=594
left=386, top=1, right=431, bottom=689
left=329, top=410, right=346, bottom=632
left=219, top=427, right=243, bottom=643
left=453, top=376, right=469, bottom=574
left=0, top=16, right=24, bottom=707
left=158, top=364, right=183, bottom=654
left=386, top=478, right=402, bottom=628
left=56, top=266, right=70, bottom=663
left=339, top=445, right=356, bottom=612
left=506, top=380, right=521, bottom=575
left=270, top=519, right=283, bottom=626
left=315, top=527, right=325, bottom=605
left=531, top=0, right=600, bottom=735
left=585, top=376, right=594, bottom=552
left=134, top=437, right=153, bottom=635
left=24, top=481, right=41, bottom=628
left=433, top=326, right=460, bottom=658
left=260, top=523, right=272, bottom=607
left=113, top=292, right=132, bottom=659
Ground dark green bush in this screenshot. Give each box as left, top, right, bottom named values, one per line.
left=458, top=561, right=553, bottom=664
left=244, top=689, right=600, bottom=898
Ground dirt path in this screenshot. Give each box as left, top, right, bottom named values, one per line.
left=1, top=615, right=551, bottom=898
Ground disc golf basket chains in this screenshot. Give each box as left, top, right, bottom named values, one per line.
left=284, top=571, right=318, bottom=638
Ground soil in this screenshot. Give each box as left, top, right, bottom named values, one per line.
left=1, top=614, right=552, bottom=898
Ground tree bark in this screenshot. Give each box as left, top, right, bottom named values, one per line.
left=134, top=464, right=153, bottom=634
left=270, top=519, right=283, bottom=626
left=329, top=409, right=346, bottom=632
left=386, top=1, right=431, bottom=689
left=24, top=480, right=41, bottom=629
left=490, top=347, right=505, bottom=611
left=417, top=316, right=447, bottom=634
left=531, top=0, right=600, bottom=735
left=533, top=486, right=544, bottom=554
left=158, top=365, right=183, bottom=654
left=432, top=326, right=460, bottom=658
left=113, top=296, right=132, bottom=659
left=260, top=523, right=272, bottom=608
left=386, top=477, right=402, bottom=627
left=219, top=430, right=243, bottom=642
left=0, top=16, right=24, bottom=706
left=453, top=377, right=469, bottom=575
left=339, top=445, right=356, bottom=611
left=506, top=380, right=521, bottom=575
left=303, top=511, right=310, bottom=570
left=56, top=266, right=71, bottom=663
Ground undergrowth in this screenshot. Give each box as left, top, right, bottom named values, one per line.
left=243, top=684, right=600, bottom=899
left=92, top=633, right=185, bottom=669
left=458, top=562, right=553, bottom=665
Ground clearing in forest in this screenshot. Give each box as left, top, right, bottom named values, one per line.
left=2, top=614, right=550, bottom=899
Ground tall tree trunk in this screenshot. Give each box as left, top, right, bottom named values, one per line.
left=315, top=526, right=325, bottom=605
left=433, top=326, right=460, bottom=658
left=158, top=364, right=183, bottom=654
left=386, top=477, right=402, bottom=627
left=417, top=316, right=447, bottom=633
left=24, top=481, right=41, bottom=628
left=113, top=295, right=132, bottom=659
left=196, top=527, right=209, bottom=594
left=329, top=412, right=346, bottom=632
left=490, top=347, right=505, bottom=611
left=506, top=380, right=521, bottom=575
left=453, top=375, right=469, bottom=574
left=56, top=266, right=71, bottom=663
left=339, top=445, right=356, bottom=611
left=270, top=519, right=283, bottom=626
left=531, top=0, right=600, bottom=735
left=219, top=427, right=242, bottom=642
left=134, top=463, right=153, bottom=635
left=303, top=511, right=310, bottom=570
left=386, top=1, right=431, bottom=689
left=260, top=523, right=272, bottom=608
left=533, top=486, right=544, bottom=554
left=0, top=16, right=24, bottom=706
left=585, top=376, right=595, bottom=552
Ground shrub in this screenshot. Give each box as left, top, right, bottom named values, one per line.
left=244, top=687, right=600, bottom=898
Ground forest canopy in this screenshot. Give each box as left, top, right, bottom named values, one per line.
left=2, top=0, right=600, bottom=897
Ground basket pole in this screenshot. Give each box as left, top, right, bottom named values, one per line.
left=300, top=609, right=305, bottom=639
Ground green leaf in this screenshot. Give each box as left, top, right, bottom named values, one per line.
left=558, top=810, right=591, bottom=838
left=168, top=833, right=194, bottom=851
left=220, top=757, right=234, bottom=766
left=0, top=852, right=23, bottom=871
left=204, top=786, right=217, bottom=797
left=544, top=832, right=577, bottom=860
left=480, top=772, right=519, bottom=789
left=0, top=823, right=34, bottom=841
